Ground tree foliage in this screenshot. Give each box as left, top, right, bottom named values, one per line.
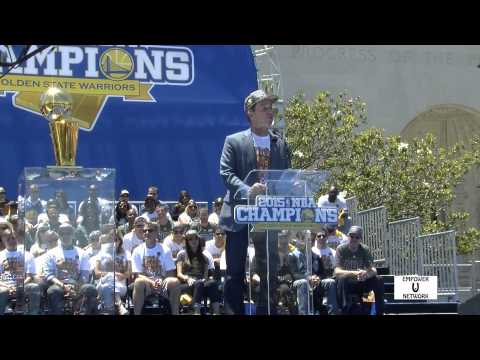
left=284, top=91, right=480, bottom=254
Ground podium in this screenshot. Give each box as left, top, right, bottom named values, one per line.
left=235, top=169, right=332, bottom=315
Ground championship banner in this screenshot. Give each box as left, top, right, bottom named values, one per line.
left=235, top=195, right=338, bottom=231
left=0, top=45, right=257, bottom=201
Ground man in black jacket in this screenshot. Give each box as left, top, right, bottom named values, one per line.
left=219, top=89, right=291, bottom=315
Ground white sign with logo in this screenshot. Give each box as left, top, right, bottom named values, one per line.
left=394, top=276, right=437, bottom=300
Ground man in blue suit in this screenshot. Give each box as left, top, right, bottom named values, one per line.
left=219, top=89, right=291, bottom=315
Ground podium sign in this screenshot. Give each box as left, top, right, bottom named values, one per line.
left=236, top=169, right=331, bottom=315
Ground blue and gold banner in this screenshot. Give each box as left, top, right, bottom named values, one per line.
left=0, top=45, right=257, bottom=201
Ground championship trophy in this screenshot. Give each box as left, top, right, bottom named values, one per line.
left=40, top=87, right=80, bottom=168
left=17, top=86, right=116, bottom=315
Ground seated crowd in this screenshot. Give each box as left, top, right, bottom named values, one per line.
left=0, top=185, right=384, bottom=315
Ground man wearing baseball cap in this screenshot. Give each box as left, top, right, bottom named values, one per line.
left=219, top=89, right=291, bottom=315
left=334, top=225, right=384, bottom=315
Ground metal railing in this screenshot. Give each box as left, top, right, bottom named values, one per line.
left=387, top=217, right=421, bottom=276
left=418, top=230, right=458, bottom=301
left=356, top=206, right=388, bottom=265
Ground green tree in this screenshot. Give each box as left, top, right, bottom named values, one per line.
left=284, top=91, right=480, bottom=254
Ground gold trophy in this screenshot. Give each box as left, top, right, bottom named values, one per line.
left=40, top=87, right=80, bottom=168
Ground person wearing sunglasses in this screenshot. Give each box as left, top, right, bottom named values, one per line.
left=44, top=223, right=98, bottom=314
left=205, top=229, right=226, bottom=264
left=131, top=221, right=181, bottom=315
left=205, top=229, right=226, bottom=281
left=334, top=226, right=384, bottom=315
left=310, top=230, right=339, bottom=314
left=179, top=199, right=199, bottom=226
left=163, top=222, right=185, bottom=261
left=313, top=230, right=336, bottom=277
left=208, top=197, right=223, bottom=226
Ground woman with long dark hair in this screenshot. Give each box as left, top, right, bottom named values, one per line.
left=176, top=229, right=221, bottom=315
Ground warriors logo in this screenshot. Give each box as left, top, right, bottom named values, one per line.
left=300, top=208, right=315, bottom=222
left=99, top=48, right=134, bottom=81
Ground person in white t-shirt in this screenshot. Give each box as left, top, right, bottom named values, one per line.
left=317, top=186, right=348, bottom=211
left=131, top=221, right=181, bottom=315
left=84, top=230, right=102, bottom=272
left=205, top=229, right=226, bottom=259
left=163, top=222, right=185, bottom=261
left=312, top=229, right=336, bottom=277
left=44, top=223, right=98, bottom=314
left=205, top=228, right=226, bottom=280
left=311, top=229, right=338, bottom=314
left=34, top=230, right=59, bottom=292
left=140, top=195, right=159, bottom=223
left=123, top=216, right=146, bottom=254
left=178, top=199, right=199, bottom=226
left=208, top=197, right=223, bottom=226
left=0, top=227, right=41, bottom=315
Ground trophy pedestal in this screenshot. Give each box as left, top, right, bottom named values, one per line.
left=19, top=167, right=116, bottom=211
left=46, top=166, right=84, bottom=171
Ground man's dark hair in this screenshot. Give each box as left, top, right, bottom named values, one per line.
left=245, top=104, right=257, bottom=123
left=178, top=190, right=191, bottom=205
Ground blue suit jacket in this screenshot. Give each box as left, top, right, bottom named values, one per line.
left=218, top=128, right=291, bottom=232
